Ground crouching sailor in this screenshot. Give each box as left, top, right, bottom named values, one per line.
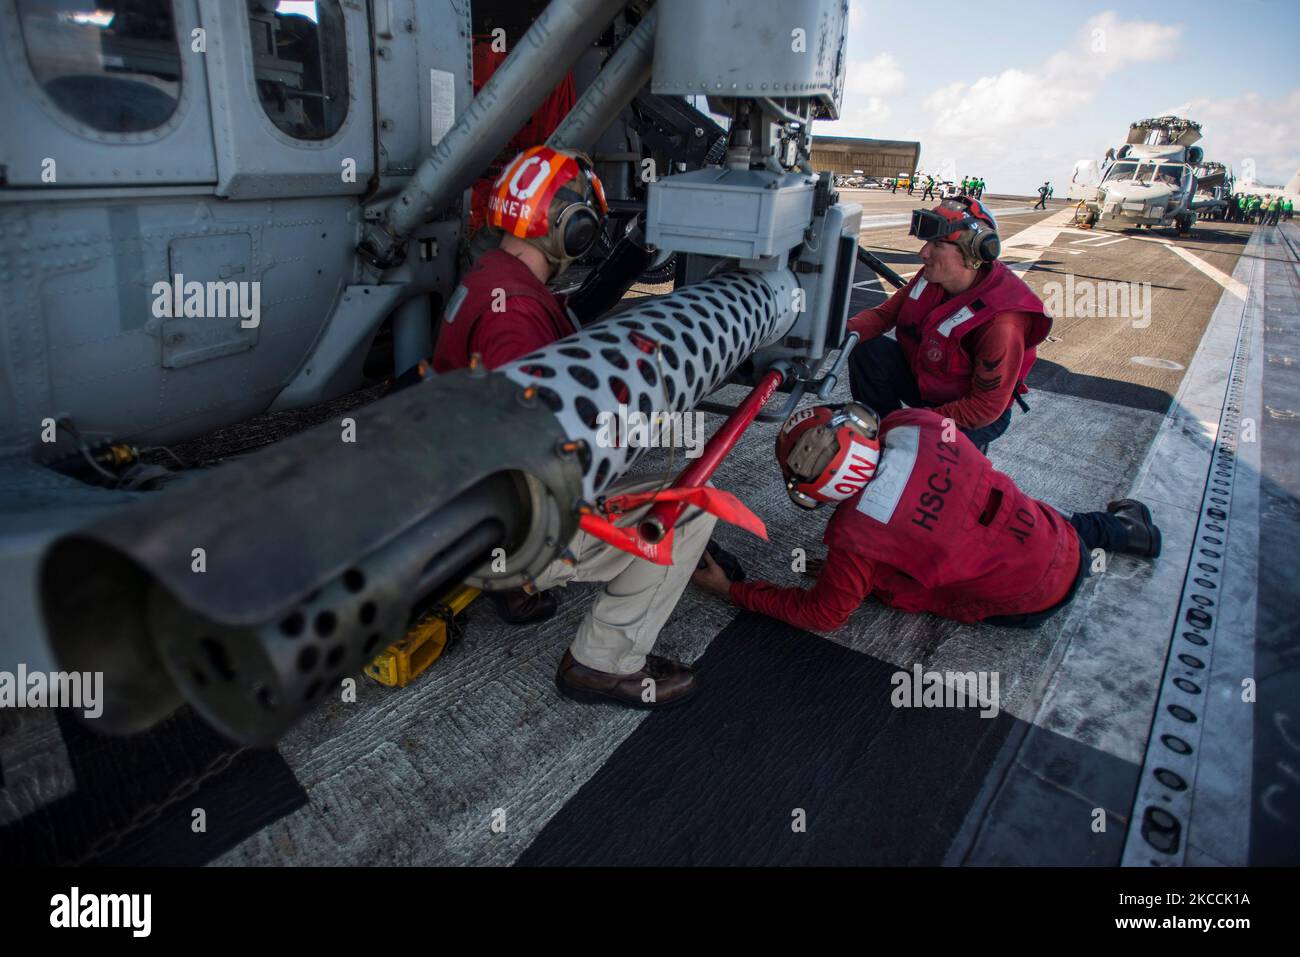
left=692, top=403, right=1161, bottom=631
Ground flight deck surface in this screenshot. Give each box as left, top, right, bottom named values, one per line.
left=1, top=195, right=1296, bottom=867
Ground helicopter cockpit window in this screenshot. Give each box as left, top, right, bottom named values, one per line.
left=247, top=0, right=349, bottom=140
left=1155, top=165, right=1187, bottom=188
left=17, top=0, right=182, bottom=133
left=1104, top=162, right=1140, bottom=183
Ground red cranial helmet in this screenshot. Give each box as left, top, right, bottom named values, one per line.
left=487, top=146, right=608, bottom=269
left=776, top=403, right=882, bottom=509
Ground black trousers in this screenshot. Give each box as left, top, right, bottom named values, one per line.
left=982, top=511, right=1129, bottom=628
left=847, top=335, right=1013, bottom=452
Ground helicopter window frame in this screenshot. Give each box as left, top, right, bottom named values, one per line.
left=245, top=0, right=351, bottom=142
left=1103, top=161, right=1141, bottom=184
left=14, top=0, right=186, bottom=138
left=1154, top=164, right=1189, bottom=189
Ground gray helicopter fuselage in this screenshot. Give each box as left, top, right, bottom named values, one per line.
left=0, top=0, right=471, bottom=456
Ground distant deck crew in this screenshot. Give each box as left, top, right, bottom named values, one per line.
left=692, top=405, right=1162, bottom=633
left=1284, top=198, right=1294, bottom=221
left=1033, top=181, right=1050, bottom=209
left=844, top=197, right=1052, bottom=453
left=921, top=175, right=936, bottom=201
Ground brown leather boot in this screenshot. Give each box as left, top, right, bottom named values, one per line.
left=489, top=587, right=558, bottom=625
left=555, top=650, right=697, bottom=709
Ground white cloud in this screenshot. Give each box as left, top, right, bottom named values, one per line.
left=914, top=11, right=1183, bottom=194
left=1173, top=90, right=1300, bottom=187
left=844, top=52, right=905, bottom=99
left=820, top=53, right=903, bottom=132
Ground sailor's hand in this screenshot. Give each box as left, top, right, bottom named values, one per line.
left=692, top=551, right=734, bottom=599
left=803, top=557, right=825, bottom=579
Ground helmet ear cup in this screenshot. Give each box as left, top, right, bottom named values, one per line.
left=557, top=203, right=601, bottom=259
left=977, top=230, right=1000, bottom=262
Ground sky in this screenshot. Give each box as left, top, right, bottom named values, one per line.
left=815, top=0, right=1300, bottom=195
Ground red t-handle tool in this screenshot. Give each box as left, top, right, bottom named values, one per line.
left=577, top=366, right=785, bottom=565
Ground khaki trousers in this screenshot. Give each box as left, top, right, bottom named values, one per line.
left=532, top=475, right=716, bottom=675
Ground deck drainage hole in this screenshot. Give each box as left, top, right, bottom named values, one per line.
left=1161, top=733, right=1193, bottom=755
left=298, top=647, right=319, bottom=673
left=1167, top=704, right=1197, bottom=723
left=304, top=680, right=322, bottom=702
left=315, top=611, right=337, bottom=637
left=364, top=633, right=382, bottom=654
left=190, top=668, right=208, bottom=687
left=1173, top=677, right=1201, bottom=694
left=1178, top=653, right=1205, bottom=669
left=1154, top=768, right=1187, bottom=791
left=255, top=686, right=277, bottom=711
left=201, top=637, right=237, bottom=682
left=280, top=611, right=305, bottom=637
left=326, top=645, right=345, bottom=669
left=360, top=601, right=377, bottom=626
left=1182, top=631, right=1208, bottom=646
left=344, top=568, right=366, bottom=593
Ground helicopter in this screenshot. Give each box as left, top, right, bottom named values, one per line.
left=1070, top=116, right=1221, bottom=236
left=0, top=0, right=864, bottom=745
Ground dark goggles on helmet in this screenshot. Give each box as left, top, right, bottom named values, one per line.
left=909, top=207, right=964, bottom=242
left=909, top=197, right=998, bottom=242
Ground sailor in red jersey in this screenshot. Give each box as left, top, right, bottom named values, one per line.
left=432, top=145, right=616, bottom=373
left=692, top=403, right=1162, bottom=633
left=406, top=149, right=719, bottom=707
left=846, top=197, right=1052, bottom=452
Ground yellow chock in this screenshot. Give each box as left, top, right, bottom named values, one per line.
left=365, top=584, right=479, bottom=688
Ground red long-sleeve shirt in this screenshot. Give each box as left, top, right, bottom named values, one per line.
left=847, top=287, right=1029, bottom=429
left=728, top=548, right=875, bottom=633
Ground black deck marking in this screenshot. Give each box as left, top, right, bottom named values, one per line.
left=0, top=707, right=305, bottom=866
left=517, top=613, right=1019, bottom=866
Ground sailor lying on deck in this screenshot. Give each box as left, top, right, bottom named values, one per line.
left=691, top=404, right=1161, bottom=632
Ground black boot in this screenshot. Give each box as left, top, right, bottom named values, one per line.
left=489, top=588, right=559, bottom=625
left=1107, top=499, right=1162, bottom=559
